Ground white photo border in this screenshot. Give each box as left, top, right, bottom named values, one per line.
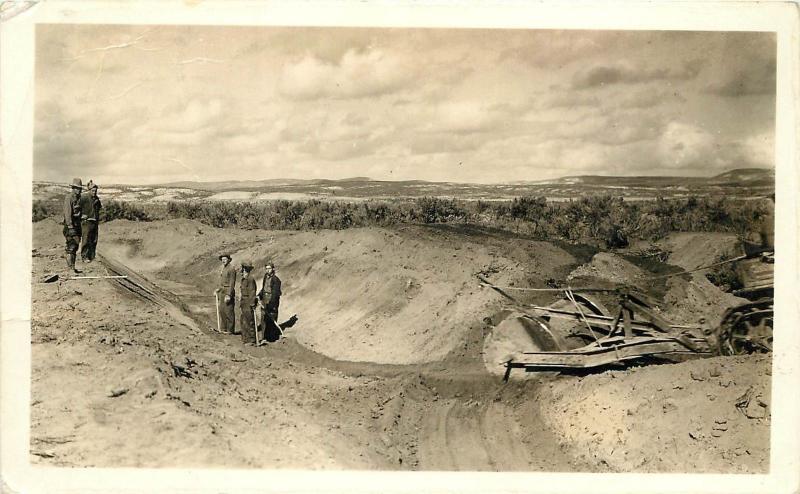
left=1, top=1, right=798, bottom=493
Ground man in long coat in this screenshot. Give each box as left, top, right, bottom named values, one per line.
left=62, top=178, right=83, bottom=272
left=214, top=254, right=236, bottom=333
left=239, top=260, right=258, bottom=345
left=258, top=262, right=282, bottom=342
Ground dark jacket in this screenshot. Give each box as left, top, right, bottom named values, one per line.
left=63, top=192, right=81, bottom=229
left=258, top=274, right=282, bottom=307
left=79, top=194, right=102, bottom=222
left=240, top=272, right=258, bottom=308
left=218, top=264, right=236, bottom=298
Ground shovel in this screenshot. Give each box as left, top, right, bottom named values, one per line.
left=214, top=292, right=222, bottom=333
left=253, top=307, right=262, bottom=346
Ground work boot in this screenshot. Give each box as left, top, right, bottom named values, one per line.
left=68, top=253, right=81, bottom=274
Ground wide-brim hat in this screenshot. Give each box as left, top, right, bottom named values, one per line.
left=240, top=260, right=254, bottom=269
left=70, top=178, right=82, bottom=188
left=218, top=254, right=232, bottom=260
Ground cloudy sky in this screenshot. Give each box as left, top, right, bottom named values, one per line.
left=35, top=25, right=776, bottom=184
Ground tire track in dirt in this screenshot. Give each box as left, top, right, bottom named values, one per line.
left=418, top=400, right=490, bottom=470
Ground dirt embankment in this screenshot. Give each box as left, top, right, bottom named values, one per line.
left=31, top=219, right=770, bottom=472
left=31, top=218, right=585, bottom=471
left=102, top=220, right=578, bottom=365
left=32, top=220, right=391, bottom=468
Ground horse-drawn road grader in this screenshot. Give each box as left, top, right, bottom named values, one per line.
left=480, top=246, right=774, bottom=380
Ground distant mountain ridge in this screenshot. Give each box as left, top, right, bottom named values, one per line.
left=708, top=168, right=775, bottom=184
left=33, top=167, right=773, bottom=203
left=510, top=167, right=774, bottom=187
left=149, top=167, right=774, bottom=192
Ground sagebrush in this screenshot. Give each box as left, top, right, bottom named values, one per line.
left=33, top=195, right=773, bottom=244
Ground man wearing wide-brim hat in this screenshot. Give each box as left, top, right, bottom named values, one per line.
left=214, top=253, right=236, bottom=333
left=62, top=178, right=83, bottom=272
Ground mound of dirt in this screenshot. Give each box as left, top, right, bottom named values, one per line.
left=658, top=232, right=741, bottom=271
left=656, top=233, right=747, bottom=326
left=567, top=252, right=648, bottom=286
left=100, top=219, right=258, bottom=276
left=534, top=355, right=771, bottom=472
left=662, top=275, right=747, bottom=326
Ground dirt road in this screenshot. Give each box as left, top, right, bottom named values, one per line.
left=30, top=218, right=770, bottom=472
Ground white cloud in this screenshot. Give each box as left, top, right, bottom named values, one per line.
left=656, top=121, right=719, bottom=169
left=222, top=134, right=266, bottom=153
left=432, top=101, right=505, bottom=134
left=743, top=131, right=774, bottom=167
left=278, top=48, right=411, bottom=100
left=154, top=99, right=223, bottom=133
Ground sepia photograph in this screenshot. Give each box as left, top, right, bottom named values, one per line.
left=2, top=1, right=799, bottom=493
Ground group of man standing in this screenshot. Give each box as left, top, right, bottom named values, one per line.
left=61, top=178, right=285, bottom=344
left=62, top=177, right=102, bottom=273
left=215, top=254, right=283, bottom=346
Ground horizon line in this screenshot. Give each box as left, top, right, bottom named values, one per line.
left=33, top=166, right=774, bottom=188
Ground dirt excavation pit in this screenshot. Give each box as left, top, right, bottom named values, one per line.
left=30, top=218, right=771, bottom=472
left=101, top=219, right=580, bottom=366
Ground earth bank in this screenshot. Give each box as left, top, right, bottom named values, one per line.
left=30, top=218, right=770, bottom=472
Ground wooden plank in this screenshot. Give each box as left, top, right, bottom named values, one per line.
left=68, top=275, right=129, bottom=280
left=511, top=339, right=712, bottom=369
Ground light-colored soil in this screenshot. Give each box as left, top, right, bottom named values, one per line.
left=567, top=252, right=648, bottom=286
left=536, top=354, right=771, bottom=473
left=657, top=232, right=749, bottom=325
left=30, top=219, right=770, bottom=472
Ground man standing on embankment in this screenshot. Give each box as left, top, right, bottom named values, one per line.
left=79, top=182, right=102, bottom=262
left=215, top=254, right=236, bottom=333
left=62, top=178, right=83, bottom=273
left=258, top=261, right=282, bottom=342
left=239, top=260, right=258, bottom=346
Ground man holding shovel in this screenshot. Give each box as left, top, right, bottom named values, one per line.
left=214, top=254, right=236, bottom=333
left=238, top=260, right=259, bottom=346
left=258, top=261, right=283, bottom=343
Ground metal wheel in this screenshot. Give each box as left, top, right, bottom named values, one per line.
left=717, top=299, right=773, bottom=355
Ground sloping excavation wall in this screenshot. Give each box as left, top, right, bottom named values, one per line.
left=101, top=219, right=579, bottom=365
left=198, top=226, right=578, bottom=365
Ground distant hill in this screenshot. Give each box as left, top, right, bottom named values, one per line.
left=33, top=167, right=774, bottom=203
left=157, top=178, right=324, bottom=190
left=149, top=167, right=776, bottom=192
left=511, top=167, right=774, bottom=188
left=708, top=168, right=775, bottom=185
